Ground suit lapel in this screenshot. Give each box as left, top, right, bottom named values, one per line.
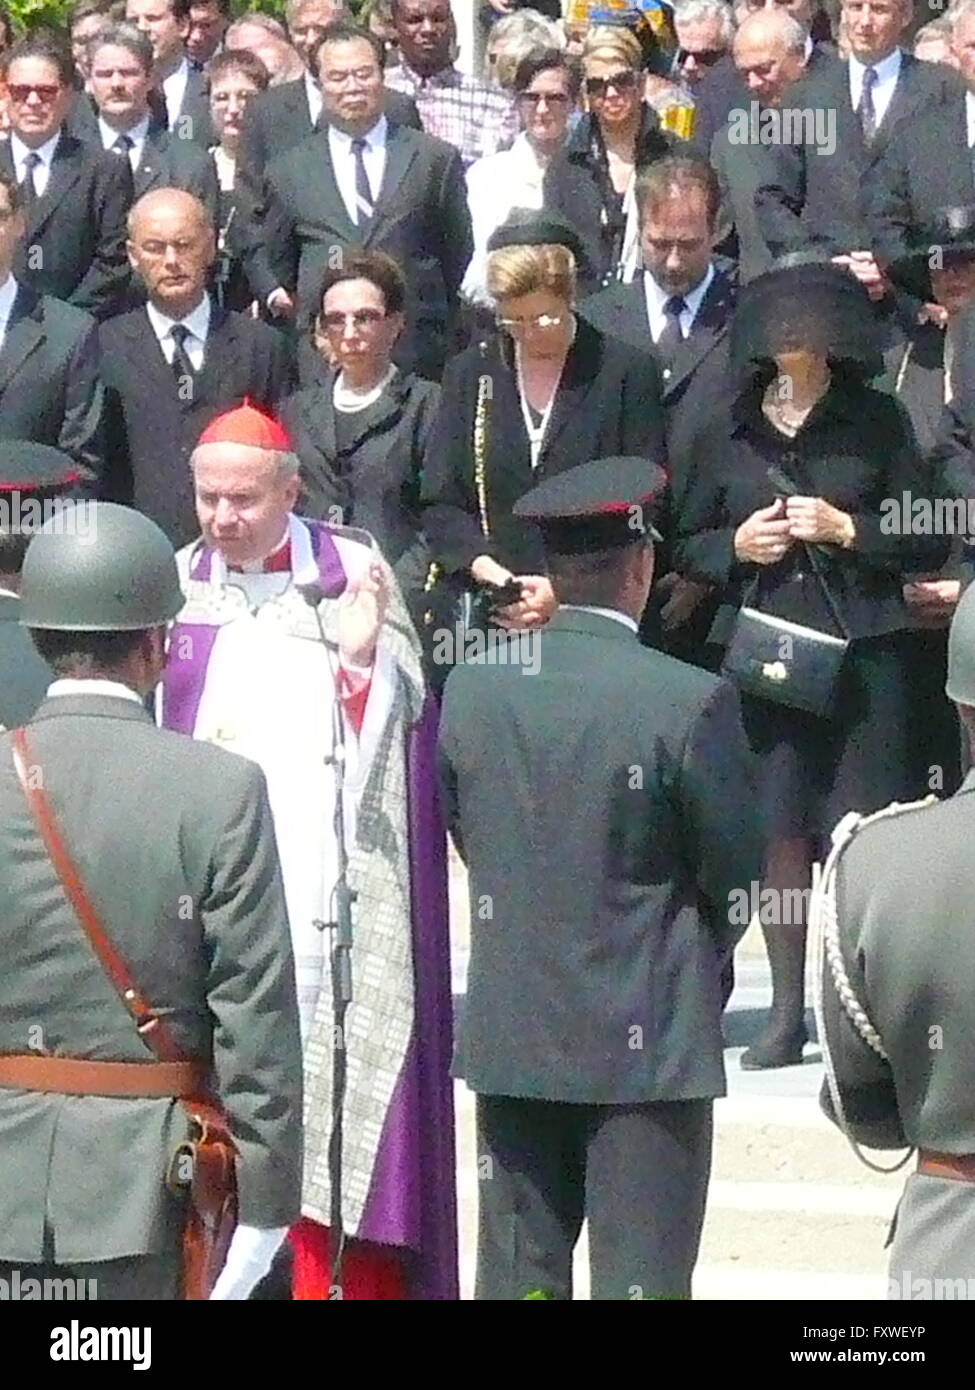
left=27, top=132, right=84, bottom=240
left=0, top=284, right=45, bottom=394
left=123, top=310, right=184, bottom=403
left=543, top=318, right=600, bottom=459
left=312, top=134, right=358, bottom=241
left=134, top=130, right=169, bottom=199
left=195, top=304, right=238, bottom=404
left=664, top=271, right=733, bottom=396
left=364, top=125, right=416, bottom=245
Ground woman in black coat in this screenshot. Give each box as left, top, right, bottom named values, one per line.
left=280, top=249, right=439, bottom=621
left=674, top=257, right=949, bottom=1071
left=543, top=26, right=675, bottom=290
left=422, top=211, right=665, bottom=631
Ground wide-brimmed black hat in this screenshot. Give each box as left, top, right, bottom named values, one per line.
left=513, top=455, right=667, bottom=553
left=487, top=209, right=586, bottom=265
left=886, top=206, right=975, bottom=302
left=730, top=252, right=884, bottom=379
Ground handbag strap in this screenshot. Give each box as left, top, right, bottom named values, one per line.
left=10, top=725, right=185, bottom=1066
left=473, top=365, right=491, bottom=539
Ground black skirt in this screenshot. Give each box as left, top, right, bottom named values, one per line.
left=734, top=631, right=920, bottom=847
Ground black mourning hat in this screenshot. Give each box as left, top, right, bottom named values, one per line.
left=730, top=252, right=884, bottom=379
left=0, top=442, right=80, bottom=497
left=513, top=455, right=667, bottom=554
left=487, top=208, right=586, bottom=264
left=887, top=206, right=975, bottom=302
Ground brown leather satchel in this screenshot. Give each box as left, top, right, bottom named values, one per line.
left=9, top=726, right=238, bottom=1300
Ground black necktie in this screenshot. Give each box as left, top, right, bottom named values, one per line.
left=169, top=324, right=197, bottom=391
left=351, top=137, right=374, bottom=225
left=112, top=133, right=133, bottom=159
left=656, top=295, right=687, bottom=373
left=20, top=151, right=41, bottom=206
left=858, top=66, right=877, bottom=144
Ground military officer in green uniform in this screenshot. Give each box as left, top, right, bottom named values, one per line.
left=0, top=502, right=303, bottom=1299
left=0, top=443, right=82, bottom=731
left=438, top=456, right=763, bottom=1301
left=814, top=580, right=975, bottom=1298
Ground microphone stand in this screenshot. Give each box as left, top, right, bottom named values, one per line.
left=303, top=586, right=356, bottom=1296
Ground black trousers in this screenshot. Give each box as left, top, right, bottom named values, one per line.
left=475, top=1094, right=713, bottom=1301
left=0, top=1253, right=180, bottom=1300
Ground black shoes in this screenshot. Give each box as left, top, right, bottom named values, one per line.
left=740, top=1021, right=809, bottom=1071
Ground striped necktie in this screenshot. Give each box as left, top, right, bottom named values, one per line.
left=351, top=137, right=374, bottom=225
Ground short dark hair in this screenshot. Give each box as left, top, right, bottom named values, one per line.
left=191, top=0, right=232, bottom=15
left=513, top=48, right=580, bottom=100
left=317, top=249, right=406, bottom=316
left=207, top=46, right=271, bottom=90
left=547, top=540, right=648, bottom=608
left=70, top=0, right=116, bottom=28
left=30, top=627, right=151, bottom=677
left=89, top=22, right=154, bottom=73
left=312, top=20, right=385, bottom=72
left=1, top=36, right=77, bottom=88
left=635, top=153, right=721, bottom=231
left=170, top=0, right=193, bottom=22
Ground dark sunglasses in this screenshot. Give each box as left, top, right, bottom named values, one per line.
left=7, top=83, right=62, bottom=103
left=584, top=70, right=638, bottom=98
left=675, top=46, right=726, bottom=68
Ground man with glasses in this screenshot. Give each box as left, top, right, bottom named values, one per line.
left=673, top=0, right=734, bottom=92
left=241, top=21, right=471, bottom=383
left=0, top=36, right=133, bottom=320
left=385, top=0, right=518, bottom=166
left=99, top=188, right=293, bottom=547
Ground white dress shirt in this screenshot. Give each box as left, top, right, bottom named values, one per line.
left=848, top=48, right=902, bottom=129
left=0, top=273, right=19, bottom=352
left=10, top=132, right=60, bottom=199
left=146, top=294, right=211, bottom=371
left=643, top=262, right=715, bottom=344
left=463, top=134, right=549, bottom=304
left=98, top=113, right=150, bottom=172
left=47, top=678, right=144, bottom=705
left=328, top=117, right=387, bottom=227
left=304, top=69, right=323, bottom=127
left=162, top=55, right=190, bottom=127
left=966, top=90, right=975, bottom=149
left=559, top=604, right=638, bottom=634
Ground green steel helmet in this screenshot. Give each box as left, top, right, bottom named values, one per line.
left=946, top=581, right=975, bottom=705
left=19, top=501, right=184, bottom=631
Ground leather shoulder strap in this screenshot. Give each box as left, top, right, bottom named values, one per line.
left=9, top=726, right=184, bottom=1064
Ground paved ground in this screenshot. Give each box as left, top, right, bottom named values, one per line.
left=448, top=853, right=903, bottom=1300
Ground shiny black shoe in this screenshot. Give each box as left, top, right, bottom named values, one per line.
left=740, top=1022, right=808, bottom=1071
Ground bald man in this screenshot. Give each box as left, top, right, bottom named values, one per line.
left=98, top=187, right=294, bottom=546
left=711, top=9, right=809, bottom=281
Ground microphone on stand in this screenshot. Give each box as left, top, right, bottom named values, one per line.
left=301, top=579, right=356, bottom=1291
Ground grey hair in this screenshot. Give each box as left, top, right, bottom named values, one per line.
left=914, top=15, right=952, bottom=41
left=949, top=0, right=975, bottom=36
left=674, top=0, right=736, bottom=43
left=226, top=13, right=289, bottom=42
left=490, top=10, right=565, bottom=48
left=88, top=21, right=154, bottom=74
left=735, top=8, right=807, bottom=54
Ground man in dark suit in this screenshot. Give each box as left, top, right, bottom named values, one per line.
left=0, top=37, right=133, bottom=321
left=691, top=0, right=837, bottom=154
left=0, top=502, right=303, bottom=1300
left=242, top=22, right=471, bottom=382
left=755, top=0, right=958, bottom=295
left=125, top=0, right=215, bottom=147
left=866, top=2, right=975, bottom=272
left=87, top=25, right=218, bottom=227
left=0, top=170, right=104, bottom=479
left=186, top=0, right=230, bottom=69
left=100, top=188, right=293, bottom=547
left=438, top=457, right=760, bottom=1301
left=0, top=444, right=80, bottom=731
left=581, top=155, right=733, bottom=666
left=710, top=8, right=810, bottom=284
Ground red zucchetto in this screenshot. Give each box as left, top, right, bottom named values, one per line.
left=196, top=400, right=292, bottom=451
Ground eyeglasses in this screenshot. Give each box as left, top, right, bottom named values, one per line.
left=517, top=91, right=571, bottom=107
left=496, top=313, right=566, bottom=331
left=320, top=309, right=386, bottom=331
left=7, top=83, right=62, bottom=103
left=584, top=70, right=638, bottom=98
left=675, top=47, right=726, bottom=68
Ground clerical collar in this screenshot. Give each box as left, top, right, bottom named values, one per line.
left=560, top=604, right=638, bottom=634
left=47, top=677, right=144, bottom=705
left=227, top=527, right=291, bottom=574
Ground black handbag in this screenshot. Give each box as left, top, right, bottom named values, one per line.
left=722, top=540, right=851, bottom=717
